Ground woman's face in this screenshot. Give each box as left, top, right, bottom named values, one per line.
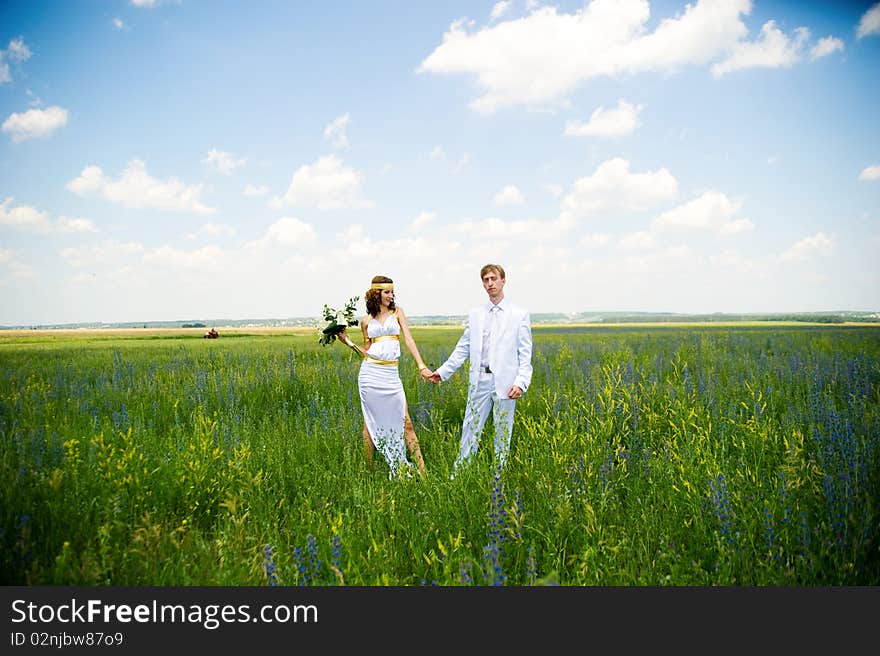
left=380, top=288, right=394, bottom=308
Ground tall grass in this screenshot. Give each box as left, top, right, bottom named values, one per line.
left=1, top=326, right=878, bottom=585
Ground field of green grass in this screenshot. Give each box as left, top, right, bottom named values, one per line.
left=1, top=324, right=878, bottom=585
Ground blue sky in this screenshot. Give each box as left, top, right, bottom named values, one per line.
left=1, top=0, right=878, bottom=325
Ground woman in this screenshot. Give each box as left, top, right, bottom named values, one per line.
left=336, top=275, right=430, bottom=477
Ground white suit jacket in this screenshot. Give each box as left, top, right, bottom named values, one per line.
left=436, top=298, right=533, bottom=399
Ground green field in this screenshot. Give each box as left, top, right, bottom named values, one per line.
left=1, top=325, right=878, bottom=585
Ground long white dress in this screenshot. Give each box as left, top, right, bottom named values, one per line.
left=358, top=311, right=415, bottom=477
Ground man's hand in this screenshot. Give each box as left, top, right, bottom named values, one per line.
left=428, top=372, right=441, bottom=384
left=507, top=385, right=523, bottom=399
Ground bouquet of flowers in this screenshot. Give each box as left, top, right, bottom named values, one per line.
left=318, top=296, right=360, bottom=346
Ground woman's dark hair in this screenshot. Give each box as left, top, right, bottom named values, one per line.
left=365, top=275, right=395, bottom=317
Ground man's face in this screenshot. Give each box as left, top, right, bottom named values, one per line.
left=482, top=270, right=505, bottom=299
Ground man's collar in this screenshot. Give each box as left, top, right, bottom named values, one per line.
left=487, top=297, right=508, bottom=311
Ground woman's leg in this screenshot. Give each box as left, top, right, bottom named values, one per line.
left=403, top=413, right=427, bottom=476
left=362, top=421, right=375, bottom=467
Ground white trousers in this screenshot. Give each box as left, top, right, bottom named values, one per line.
left=453, top=372, right=517, bottom=471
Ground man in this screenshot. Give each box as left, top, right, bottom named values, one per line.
left=428, top=264, right=533, bottom=474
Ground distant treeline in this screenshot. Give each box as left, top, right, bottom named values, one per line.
left=4, top=312, right=878, bottom=331
left=752, top=314, right=847, bottom=324
left=593, top=314, right=853, bottom=324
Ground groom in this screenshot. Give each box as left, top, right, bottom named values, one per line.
left=428, top=264, right=533, bottom=474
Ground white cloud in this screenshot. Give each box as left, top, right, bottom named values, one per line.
left=269, top=155, right=374, bottom=210
left=857, top=3, right=880, bottom=39
left=711, top=21, right=809, bottom=76
left=453, top=153, right=472, bottom=173
left=780, top=232, right=835, bottom=262
left=494, top=185, right=525, bottom=206
left=564, top=99, right=643, bottom=137
left=453, top=214, right=575, bottom=241
left=578, top=232, right=611, bottom=248
left=715, top=218, right=755, bottom=237
left=185, top=222, right=236, bottom=240
left=55, top=216, right=99, bottom=234
left=143, top=244, right=225, bottom=270
left=5, top=37, right=31, bottom=62
left=113, top=17, right=127, bottom=30
left=0, top=250, right=36, bottom=280
left=409, top=211, right=436, bottom=231
left=518, top=245, right=572, bottom=275
left=490, top=1, right=512, bottom=21
left=562, top=158, right=678, bottom=217
left=2, top=106, right=69, bottom=142
left=6, top=261, right=36, bottom=280
left=418, top=0, right=753, bottom=113
left=130, top=0, right=160, bottom=7
left=710, top=249, right=758, bottom=274
left=60, top=240, right=145, bottom=268
left=245, top=217, right=317, bottom=250
left=0, top=198, right=50, bottom=232
left=0, top=198, right=97, bottom=234
left=543, top=183, right=563, bottom=197
left=809, top=36, right=844, bottom=60
left=312, top=226, right=484, bottom=284
left=427, top=145, right=471, bottom=172
left=243, top=184, right=268, bottom=196
left=66, top=159, right=216, bottom=214
left=651, top=191, right=754, bottom=236
left=318, top=230, right=466, bottom=278
left=619, top=230, right=656, bottom=250
left=324, top=113, right=351, bottom=149
left=617, top=244, right=697, bottom=275
left=858, top=165, right=880, bottom=181
left=420, top=1, right=840, bottom=112
left=338, top=223, right=366, bottom=243
left=0, top=37, right=32, bottom=84
left=202, top=148, right=247, bottom=175
left=24, top=90, right=41, bottom=108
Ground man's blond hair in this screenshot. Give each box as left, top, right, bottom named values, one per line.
left=480, top=263, right=505, bottom=280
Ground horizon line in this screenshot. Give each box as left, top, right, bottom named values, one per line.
left=3, top=309, right=880, bottom=330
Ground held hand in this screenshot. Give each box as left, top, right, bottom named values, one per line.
left=336, top=330, right=360, bottom=355
left=507, top=385, right=523, bottom=399
left=419, top=367, right=434, bottom=381
left=428, top=372, right=441, bottom=385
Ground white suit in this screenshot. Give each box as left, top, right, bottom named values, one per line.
left=436, top=297, right=533, bottom=470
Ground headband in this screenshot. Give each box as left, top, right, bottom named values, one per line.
left=370, top=283, right=394, bottom=290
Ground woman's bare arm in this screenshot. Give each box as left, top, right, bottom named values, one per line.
left=396, top=307, right=428, bottom=371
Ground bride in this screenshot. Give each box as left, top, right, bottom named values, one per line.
left=336, top=275, right=430, bottom=477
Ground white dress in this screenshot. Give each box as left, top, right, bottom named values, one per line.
left=358, top=311, right=415, bottom=476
